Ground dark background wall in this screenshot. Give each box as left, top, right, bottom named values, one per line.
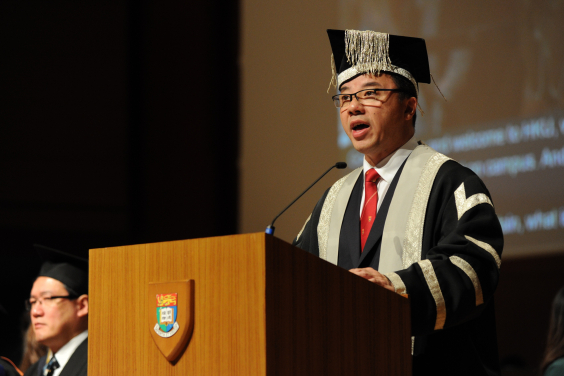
left=0, top=2, right=562, bottom=375
left=0, top=1, right=239, bottom=363
left=496, top=253, right=564, bottom=374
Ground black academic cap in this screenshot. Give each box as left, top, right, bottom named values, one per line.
left=327, top=29, right=430, bottom=89
left=34, top=244, right=88, bottom=296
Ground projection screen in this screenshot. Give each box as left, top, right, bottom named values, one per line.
left=336, top=0, right=564, bottom=258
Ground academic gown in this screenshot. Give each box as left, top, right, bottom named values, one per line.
left=24, top=338, right=87, bottom=376
left=293, top=145, right=503, bottom=376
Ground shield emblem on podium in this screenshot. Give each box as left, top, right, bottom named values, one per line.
left=155, top=293, right=178, bottom=336
left=148, top=280, right=195, bottom=363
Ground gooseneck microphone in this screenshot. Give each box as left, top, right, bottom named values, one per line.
left=265, top=162, right=347, bottom=235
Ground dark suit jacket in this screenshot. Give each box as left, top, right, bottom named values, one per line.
left=24, top=338, right=87, bottom=376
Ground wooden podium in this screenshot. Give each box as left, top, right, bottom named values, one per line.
left=89, top=233, right=411, bottom=375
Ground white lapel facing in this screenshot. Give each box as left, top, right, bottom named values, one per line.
left=316, top=144, right=450, bottom=271
left=379, top=144, right=450, bottom=273
left=317, top=167, right=362, bottom=265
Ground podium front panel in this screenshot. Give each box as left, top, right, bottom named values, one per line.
left=89, top=233, right=411, bottom=375
left=90, top=233, right=268, bottom=375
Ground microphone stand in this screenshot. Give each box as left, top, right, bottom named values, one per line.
left=265, top=162, right=347, bottom=235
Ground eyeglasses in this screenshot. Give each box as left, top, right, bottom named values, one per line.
left=332, top=88, right=405, bottom=108
left=25, top=295, right=79, bottom=311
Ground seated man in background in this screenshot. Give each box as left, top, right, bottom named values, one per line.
left=294, top=29, right=503, bottom=376
left=24, top=245, right=88, bottom=376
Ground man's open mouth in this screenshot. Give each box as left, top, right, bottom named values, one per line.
left=352, top=123, right=369, bottom=131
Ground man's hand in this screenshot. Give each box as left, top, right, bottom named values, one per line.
left=349, top=267, right=395, bottom=292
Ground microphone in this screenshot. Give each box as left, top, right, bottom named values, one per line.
left=265, top=162, right=347, bottom=235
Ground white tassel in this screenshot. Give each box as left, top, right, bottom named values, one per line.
left=345, top=30, right=392, bottom=77
left=327, top=54, right=337, bottom=93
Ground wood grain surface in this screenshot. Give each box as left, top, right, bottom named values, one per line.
left=90, top=233, right=267, bottom=375
left=264, top=235, right=411, bottom=376
left=89, top=233, right=411, bottom=375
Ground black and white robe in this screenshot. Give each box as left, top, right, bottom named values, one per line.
left=293, top=144, right=503, bottom=376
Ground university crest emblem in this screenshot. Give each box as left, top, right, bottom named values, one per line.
left=148, top=280, right=195, bottom=363
left=155, top=293, right=179, bottom=337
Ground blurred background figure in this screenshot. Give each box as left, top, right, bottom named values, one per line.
left=0, top=304, right=23, bottom=376
left=0, top=357, right=22, bottom=376
left=540, top=286, right=564, bottom=376
left=499, top=355, right=530, bottom=376
left=18, top=325, right=47, bottom=374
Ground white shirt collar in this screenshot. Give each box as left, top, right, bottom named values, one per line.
left=363, top=137, right=418, bottom=181
left=51, top=330, right=88, bottom=376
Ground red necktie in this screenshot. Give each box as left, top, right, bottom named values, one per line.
left=360, top=169, right=380, bottom=252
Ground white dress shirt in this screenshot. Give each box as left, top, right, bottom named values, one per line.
left=360, top=137, right=418, bottom=216
left=50, top=330, right=88, bottom=376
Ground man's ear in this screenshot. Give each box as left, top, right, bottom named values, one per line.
left=76, top=294, right=89, bottom=318
left=404, top=97, right=417, bottom=121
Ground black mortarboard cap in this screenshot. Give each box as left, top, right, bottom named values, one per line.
left=327, top=29, right=430, bottom=90
left=35, top=244, right=88, bottom=296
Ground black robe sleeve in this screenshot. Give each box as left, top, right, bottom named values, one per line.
left=391, top=161, right=503, bottom=336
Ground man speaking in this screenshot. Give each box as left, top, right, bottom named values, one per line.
left=24, top=246, right=88, bottom=376
left=294, top=29, right=503, bottom=376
